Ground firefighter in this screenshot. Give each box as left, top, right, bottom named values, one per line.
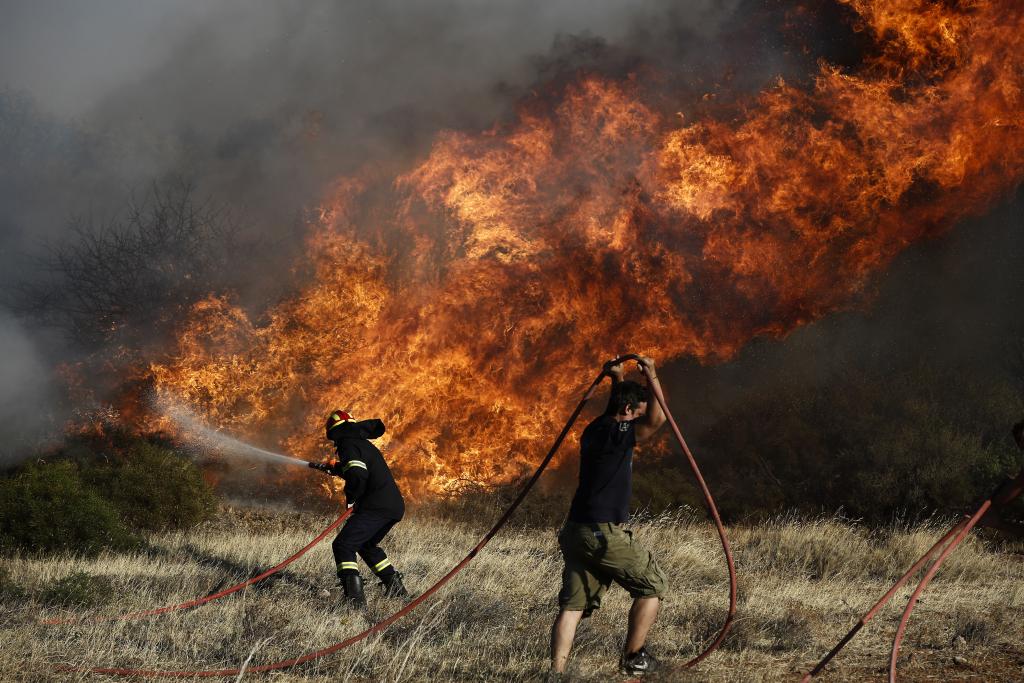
left=324, top=409, right=408, bottom=606
left=550, top=356, right=669, bottom=678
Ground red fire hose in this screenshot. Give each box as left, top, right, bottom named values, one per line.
left=886, top=502, right=989, bottom=682
left=55, top=354, right=736, bottom=677
left=42, top=508, right=352, bottom=626
left=628, top=354, right=737, bottom=666
left=887, top=471, right=1024, bottom=682
left=802, top=471, right=1024, bottom=681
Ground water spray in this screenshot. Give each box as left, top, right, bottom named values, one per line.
left=41, top=397, right=346, bottom=628
left=154, top=395, right=330, bottom=473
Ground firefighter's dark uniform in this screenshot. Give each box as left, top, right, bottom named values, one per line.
left=328, top=418, right=406, bottom=584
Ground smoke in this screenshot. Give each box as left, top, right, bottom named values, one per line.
left=2, top=1, right=753, bottom=115
left=3, top=0, right=1022, bottom=480
left=0, top=308, right=57, bottom=463
left=0, top=1, right=779, bottom=287
left=0, top=0, right=753, bottom=432
left=0, top=0, right=772, bottom=445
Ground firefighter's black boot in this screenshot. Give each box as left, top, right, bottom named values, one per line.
left=381, top=571, right=409, bottom=599
left=341, top=573, right=366, bottom=607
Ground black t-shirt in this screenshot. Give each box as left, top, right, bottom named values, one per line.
left=567, top=414, right=636, bottom=524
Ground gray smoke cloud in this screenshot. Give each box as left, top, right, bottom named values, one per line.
left=3, top=0, right=1020, bottom=462
left=0, top=307, right=56, bottom=462
left=0, top=0, right=749, bottom=271
left=1, top=0, right=762, bottom=453
left=1, top=0, right=782, bottom=322
left=2, top=1, right=740, bottom=120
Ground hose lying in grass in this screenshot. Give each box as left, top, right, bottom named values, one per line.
left=802, top=469, right=1024, bottom=682
left=43, top=507, right=353, bottom=625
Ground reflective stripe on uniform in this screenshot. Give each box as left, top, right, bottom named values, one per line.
left=338, top=561, right=359, bottom=571
left=373, top=558, right=392, bottom=573
left=343, top=460, right=367, bottom=471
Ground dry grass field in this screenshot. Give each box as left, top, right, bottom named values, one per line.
left=1, top=506, right=1022, bottom=682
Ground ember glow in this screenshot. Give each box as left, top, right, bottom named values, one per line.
left=151, top=0, right=1024, bottom=496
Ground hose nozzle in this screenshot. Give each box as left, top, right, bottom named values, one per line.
left=309, top=461, right=333, bottom=474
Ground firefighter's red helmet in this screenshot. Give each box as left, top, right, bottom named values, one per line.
left=325, top=409, right=355, bottom=438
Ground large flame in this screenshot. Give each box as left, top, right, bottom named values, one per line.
left=152, top=0, right=1024, bottom=495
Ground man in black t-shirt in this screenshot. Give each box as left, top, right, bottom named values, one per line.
left=550, top=356, right=668, bottom=678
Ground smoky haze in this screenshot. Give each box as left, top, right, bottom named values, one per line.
left=0, top=0, right=757, bottom=452
left=0, top=308, right=57, bottom=462
left=1, top=0, right=1021, bottom=464
left=1, top=0, right=752, bottom=284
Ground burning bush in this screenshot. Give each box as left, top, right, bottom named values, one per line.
left=147, top=0, right=1024, bottom=502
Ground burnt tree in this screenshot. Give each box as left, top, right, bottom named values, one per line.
left=15, top=181, right=252, bottom=355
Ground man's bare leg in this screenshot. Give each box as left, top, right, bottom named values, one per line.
left=551, top=609, right=584, bottom=673
left=624, top=596, right=660, bottom=655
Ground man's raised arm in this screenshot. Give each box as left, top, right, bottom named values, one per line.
left=635, top=355, right=666, bottom=442
left=602, top=358, right=625, bottom=414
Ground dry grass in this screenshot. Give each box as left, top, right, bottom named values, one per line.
left=1, top=507, right=1023, bottom=682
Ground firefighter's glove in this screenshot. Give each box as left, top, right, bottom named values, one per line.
left=308, top=461, right=343, bottom=478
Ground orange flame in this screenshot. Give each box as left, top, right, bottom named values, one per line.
left=152, top=0, right=1024, bottom=496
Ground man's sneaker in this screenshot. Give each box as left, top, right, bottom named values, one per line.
left=619, top=647, right=659, bottom=676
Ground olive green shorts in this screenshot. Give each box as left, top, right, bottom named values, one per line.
left=557, top=521, right=667, bottom=614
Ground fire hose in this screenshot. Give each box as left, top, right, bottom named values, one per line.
left=55, top=354, right=736, bottom=677
left=633, top=354, right=738, bottom=665
left=42, top=508, right=353, bottom=625
left=801, top=470, right=1024, bottom=682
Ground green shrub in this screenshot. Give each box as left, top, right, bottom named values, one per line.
left=696, top=363, right=1023, bottom=523
left=80, top=440, right=216, bottom=531
left=37, top=571, right=113, bottom=608
left=0, top=435, right=216, bottom=555
left=0, top=460, right=137, bottom=555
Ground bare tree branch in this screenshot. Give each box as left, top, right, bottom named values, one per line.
left=12, top=180, right=255, bottom=353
